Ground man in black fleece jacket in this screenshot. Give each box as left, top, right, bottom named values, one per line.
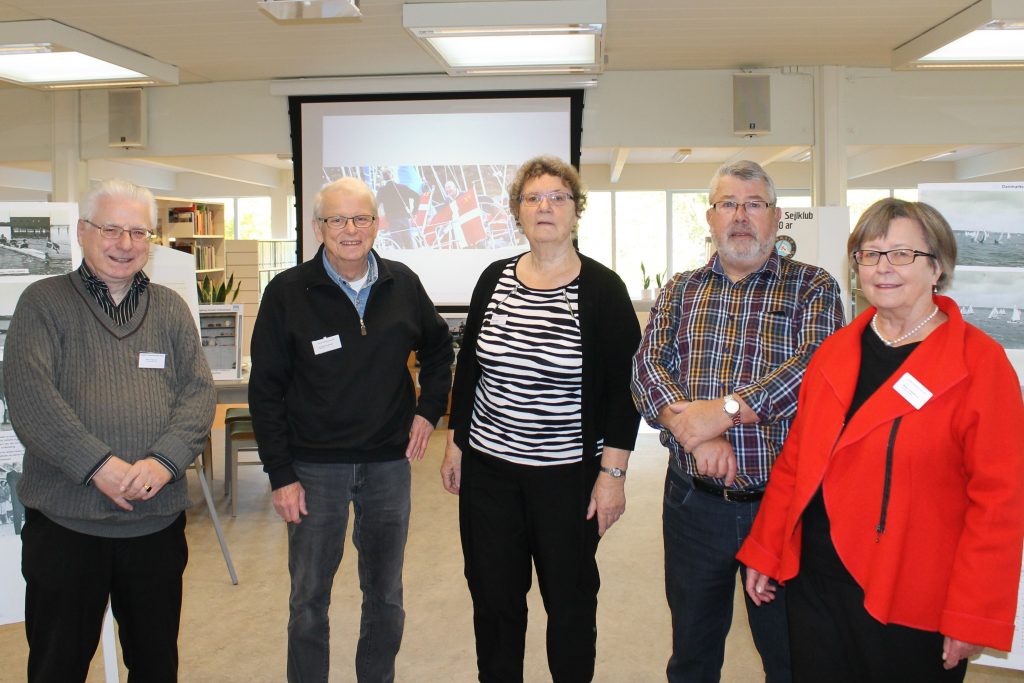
left=249, top=177, right=452, bottom=683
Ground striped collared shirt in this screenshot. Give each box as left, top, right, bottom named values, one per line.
left=78, top=262, right=150, bottom=326
left=631, top=251, right=844, bottom=488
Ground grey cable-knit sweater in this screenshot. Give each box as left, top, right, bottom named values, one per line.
left=4, top=272, right=215, bottom=538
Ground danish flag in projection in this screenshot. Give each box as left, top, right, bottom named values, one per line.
left=414, top=190, right=435, bottom=228
left=422, top=187, right=487, bottom=248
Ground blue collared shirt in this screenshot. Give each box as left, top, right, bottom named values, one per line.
left=321, top=250, right=378, bottom=317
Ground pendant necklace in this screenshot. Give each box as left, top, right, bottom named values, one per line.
left=870, top=305, right=939, bottom=347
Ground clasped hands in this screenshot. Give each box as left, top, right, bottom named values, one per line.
left=93, top=455, right=172, bottom=511
left=658, top=399, right=738, bottom=486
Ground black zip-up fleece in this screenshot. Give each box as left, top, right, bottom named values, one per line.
left=249, top=247, right=453, bottom=490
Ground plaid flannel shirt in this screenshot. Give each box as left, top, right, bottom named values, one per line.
left=632, top=251, right=844, bottom=488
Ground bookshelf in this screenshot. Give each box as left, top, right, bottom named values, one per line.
left=157, top=199, right=226, bottom=286
left=258, top=239, right=297, bottom=299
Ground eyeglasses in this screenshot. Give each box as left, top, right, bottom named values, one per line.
left=710, top=200, right=775, bottom=215
left=82, top=219, right=153, bottom=241
left=519, top=191, right=574, bottom=207
left=319, top=215, right=376, bottom=230
left=852, top=249, right=936, bottom=266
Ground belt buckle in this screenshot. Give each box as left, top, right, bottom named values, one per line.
left=722, top=489, right=733, bottom=502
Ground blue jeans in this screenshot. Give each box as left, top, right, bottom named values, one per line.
left=663, top=470, right=791, bottom=683
left=287, top=459, right=411, bottom=683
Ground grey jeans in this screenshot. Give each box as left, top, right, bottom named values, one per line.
left=286, top=458, right=411, bottom=683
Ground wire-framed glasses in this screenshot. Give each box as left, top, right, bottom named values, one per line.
left=319, top=215, right=376, bottom=230
left=710, top=200, right=774, bottom=215
left=519, top=191, right=574, bottom=207
left=82, top=219, right=153, bottom=241
left=852, top=249, right=936, bottom=266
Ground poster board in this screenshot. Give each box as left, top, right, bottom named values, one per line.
left=919, top=182, right=1024, bottom=670
left=0, top=202, right=81, bottom=625
left=775, top=206, right=852, bottom=321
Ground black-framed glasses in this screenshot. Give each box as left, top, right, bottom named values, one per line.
left=519, top=191, right=574, bottom=207
left=319, top=215, right=376, bottom=230
left=710, top=200, right=775, bottom=215
left=852, top=249, right=936, bottom=266
left=82, top=219, right=153, bottom=241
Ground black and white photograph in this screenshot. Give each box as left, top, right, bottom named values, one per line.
left=919, top=183, right=1024, bottom=268
left=0, top=459, right=23, bottom=538
left=945, top=267, right=1024, bottom=349
left=0, top=203, right=76, bottom=278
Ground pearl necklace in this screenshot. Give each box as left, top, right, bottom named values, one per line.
left=870, top=306, right=939, bottom=347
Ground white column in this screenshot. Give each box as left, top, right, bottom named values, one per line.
left=811, top=65, right=846, bottom=207
left=51, top=91, right=86, bottom=203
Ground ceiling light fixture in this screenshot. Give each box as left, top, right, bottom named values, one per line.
left=403, top=0, right=605, bottom=76
left=0, top=20, right=177, bottom=89
left=257, top=0, right=361, bottom=20
left=671, top=148, right=692, bottom=163
left=893, top=0, right=1024, bottom=69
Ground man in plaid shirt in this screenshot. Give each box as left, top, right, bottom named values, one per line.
left=632, top=160, right=844, bottom=683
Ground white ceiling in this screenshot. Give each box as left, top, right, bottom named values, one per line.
left=0, top=0, right=1017, bottom=184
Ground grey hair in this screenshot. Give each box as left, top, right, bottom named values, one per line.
left=708, top=160, right=777, bottom=204
left=80, top=179, right=157, bottom=228
left=313, top=177, right=378, bottom=219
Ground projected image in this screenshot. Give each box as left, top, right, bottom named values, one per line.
left=324, top=164, right=526, bottom=251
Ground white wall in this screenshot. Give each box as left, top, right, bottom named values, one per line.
left=3, top=67, right=1024, bottom=193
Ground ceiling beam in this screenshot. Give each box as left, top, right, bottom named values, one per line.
left=610, top=147, right=629, bottom=183
left=846, top=145, right=953, bottom=180
left=0, top=166, right=51, bottom=192
left=87, top=159, right=177, bottom=191
left=139, top=156, right=282, bottom=188
left=955, top=145, right=1024, bottom=180
left=727, top=147, right=805, bottom=167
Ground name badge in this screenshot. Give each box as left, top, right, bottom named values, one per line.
left=312, top=334, right=342, bottom=355
left=139, top=352, right=166, bottom=369
left=491, top=314, right=508, bottom=326
left=893, top=372, right=932, bottom=410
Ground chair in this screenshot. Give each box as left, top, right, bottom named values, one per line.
left=223, top=407, right=259, bottom=517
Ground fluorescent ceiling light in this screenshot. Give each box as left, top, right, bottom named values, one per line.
left=893, top=0, right=1024, bottom=69
left=671, top=148, right=691, bottom=163
left=0, top=20, right=177, bottom=89
left=404, top=0, right=605, bottom=76
left=257, top=0, right=361, bottom=20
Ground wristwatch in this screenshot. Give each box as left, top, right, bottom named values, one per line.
left=723, top=394, right=742, bottom=427
left=599, top=466, right=627, bottom=479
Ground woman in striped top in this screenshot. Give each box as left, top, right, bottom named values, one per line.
left=441, top=156, right=641, bottom=682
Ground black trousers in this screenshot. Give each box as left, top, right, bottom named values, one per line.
left=21, top=508, right=188, bottom=683
left=459, top=449, right=601, bottom=683
left=787, top=569, right=968, bottom=683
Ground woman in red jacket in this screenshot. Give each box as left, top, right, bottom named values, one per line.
left=738, top=198, right=1024, bottom=682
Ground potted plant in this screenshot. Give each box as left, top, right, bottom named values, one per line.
left=640, top=262, right=653, bottom=301
left=197, top=273, right=241, bottom=304
left=654, top=270, right=667, bottom=299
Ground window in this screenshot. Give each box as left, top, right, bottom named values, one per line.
left=577, top=191, right=612, bottom=268
left=671, top=192, right=711, bottom=274
left=201, top=197, right=274, bottom=240
left=615, top=192, right=667, bottom=297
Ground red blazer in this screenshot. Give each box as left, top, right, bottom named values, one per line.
left=738, top=295, right=1024, bottom=650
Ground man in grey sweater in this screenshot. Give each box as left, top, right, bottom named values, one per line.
left=4, top=179, right=215, bottom=683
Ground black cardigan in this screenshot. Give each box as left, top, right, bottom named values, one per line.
left=449, top=253, right=642, bottom=474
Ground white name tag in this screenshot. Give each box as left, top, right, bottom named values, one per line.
left=491, top=314, right=508, bottom=326
left=893, top=372, right=932, bottom=410
left=312, top=334, right=342, bottom=355
left=138, top=352, right=166, bottom=369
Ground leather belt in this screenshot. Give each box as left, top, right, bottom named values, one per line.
left=690, top=475, right=764, bottom=503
